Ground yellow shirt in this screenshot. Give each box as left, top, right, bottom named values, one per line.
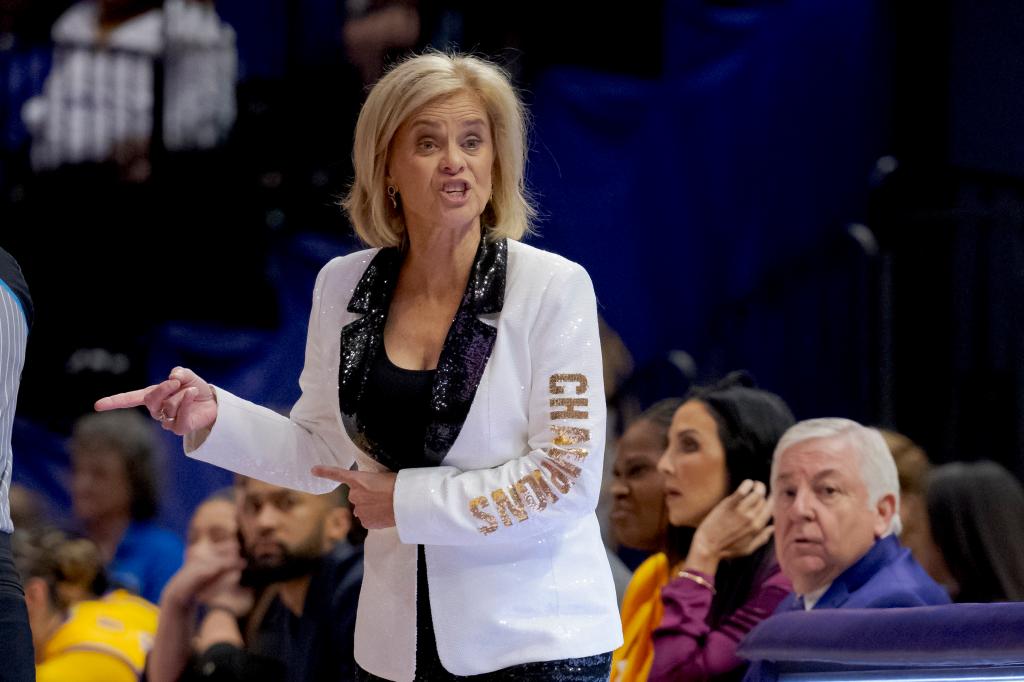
left=38, top=589, right=159, bottom=682
left=610, top=553, right=670, bottom=682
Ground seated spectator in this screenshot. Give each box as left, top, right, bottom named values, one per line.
left=146, top=487, right=253, bottom=681
left=22, top=0, right=236, bottom=177
left=608, top=397, right=685, bottom=681
left=743, top=418, right=951, bottom=682
left=926, top=460, right=1024, bottom=602
left=13, top=526, right=159, bottom=682
left=644, top=373, right=796, bottom=682
left=610, top=399, right=682, bottom=555
left=69, top=410, right=183, bottom=603
left=147, top=475, right=363, bottom=682
left=9, top=483, right=51, bottom=533
left=879, top=429, right=952, bottom=590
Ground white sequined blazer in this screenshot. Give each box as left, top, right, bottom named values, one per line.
left=186, top=237, right=623, bottom=680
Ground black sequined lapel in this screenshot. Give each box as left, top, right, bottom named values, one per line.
left=424, top=237, right=506, bottom=465
left=336, top=237, right=507, bottom=467
left=337, top=248, right=402, bottom=455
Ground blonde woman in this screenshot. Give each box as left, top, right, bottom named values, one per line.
left=98, top=53, right=621, bottom=680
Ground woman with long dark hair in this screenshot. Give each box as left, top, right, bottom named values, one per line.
left=926, top=460, right=1024, bottom=602
left=648, top=373, right=794, bottom=682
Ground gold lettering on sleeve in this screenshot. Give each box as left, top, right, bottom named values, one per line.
left=470, top=496, right=499, bottom=536
left=551, top=425, right=590, bottom=446
left=549, top=373, right=588, bottom=395
left=516, top=470, right=560, bottom=512
left=540, top=459, right=575, bottom=494
left=546, top=453, right=582, bottom=479
left=549, top=426, right=589, bottom=477
left=467, top=374, right=595, bottom=536
left=549, top=447, right=588, bottom=464
left=549, top=397, right=589, bottom=420
left=549, top=374, right=589, bottom=419
left=491, top=488, right=529, bottom=527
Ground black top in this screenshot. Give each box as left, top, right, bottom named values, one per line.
left=249, top=541, right=364, bottom=682
left=358, top=349, right=436, bottom=472
left=355, top=349, right=442, bottom=675
left=0, top=247, right=32, bottom=328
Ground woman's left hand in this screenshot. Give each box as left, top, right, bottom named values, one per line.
left=312, top=466, right=398, bottom=529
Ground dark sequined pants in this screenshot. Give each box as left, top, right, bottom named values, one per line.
left=355, top=547, right=612, bottom=681
left=355, top=652, right=612, bottom=682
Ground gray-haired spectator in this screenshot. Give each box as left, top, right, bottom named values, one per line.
left=69, top=409, right=183, bottom=602
left=743, top=418, right=950, bottom=682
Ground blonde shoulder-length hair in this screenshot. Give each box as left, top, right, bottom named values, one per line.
left=343, top=52, right=536, bottom=248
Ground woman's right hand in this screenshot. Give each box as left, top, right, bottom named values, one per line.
left=683, top=480, right=774, bottom=575
left=94, top=366, right=218, bottom=437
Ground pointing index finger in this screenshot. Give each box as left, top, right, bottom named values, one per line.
left=311, top=466, right=362, bottom=486
left=95, top=388, right=152, bottom=412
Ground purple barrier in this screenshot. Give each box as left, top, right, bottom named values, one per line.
left=739, top=602, right=1024, bottom=670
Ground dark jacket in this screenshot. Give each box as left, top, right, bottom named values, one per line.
left=187, top=541, right=364, bottom=682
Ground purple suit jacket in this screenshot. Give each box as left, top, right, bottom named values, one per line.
left=740, top=535, right=951, bottom=682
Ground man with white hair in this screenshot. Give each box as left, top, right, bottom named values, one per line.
left=769, top=418, right=949, bottom=610
left=742, top=418, right=949, bottom=681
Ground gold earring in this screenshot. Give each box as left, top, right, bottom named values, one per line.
left=387, top=185, right=398, bottom=209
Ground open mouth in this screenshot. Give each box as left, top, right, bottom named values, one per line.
left=441, top=181, right=469, bottom=198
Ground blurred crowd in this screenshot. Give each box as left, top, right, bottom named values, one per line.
left=5, top=357, right=1024, bottom=681
left=12, top=410, right=367, bottom=681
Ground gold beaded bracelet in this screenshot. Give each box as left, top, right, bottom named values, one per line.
left=675, top=569, right=717, bottom=595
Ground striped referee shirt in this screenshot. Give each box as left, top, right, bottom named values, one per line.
left=0, top=249, right=31, bottom=534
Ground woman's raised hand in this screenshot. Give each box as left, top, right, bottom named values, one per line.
left=94, top=367, right=218, bottom=437
left=683, top=480, right=774, bottom=575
